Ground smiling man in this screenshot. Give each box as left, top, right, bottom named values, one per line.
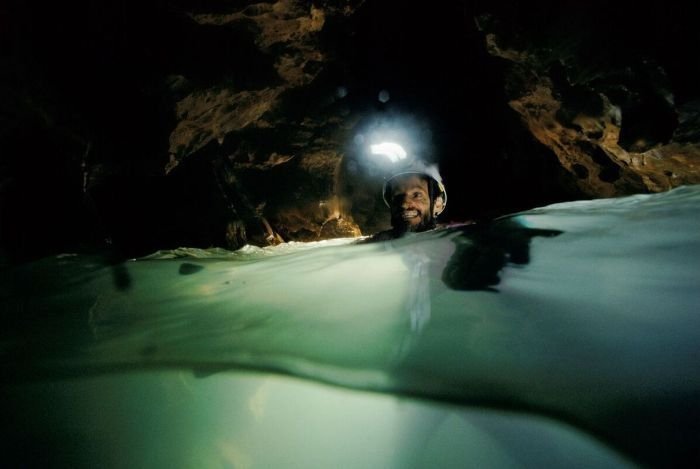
left=367, top=162, right=447, bottom=242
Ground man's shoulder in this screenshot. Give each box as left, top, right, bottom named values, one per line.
left=357, top=221, right=476, bottom=244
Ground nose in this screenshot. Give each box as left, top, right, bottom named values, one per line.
left=397, top=193, right=413, bottom=209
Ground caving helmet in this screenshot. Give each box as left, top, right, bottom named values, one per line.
left=381, top=160, right=447, bottom=218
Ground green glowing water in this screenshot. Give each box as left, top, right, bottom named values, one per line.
left=2, top=185, right=700, bottom=468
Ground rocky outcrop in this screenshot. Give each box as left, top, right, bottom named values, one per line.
left=476, top=7, right=700, bottom=197
left=162, top=1, right=366, bottom=248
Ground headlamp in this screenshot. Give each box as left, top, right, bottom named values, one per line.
left=369, top=142, right=407, bottom=163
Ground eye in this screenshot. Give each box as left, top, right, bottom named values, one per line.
left=413, top=191, right=425, bottom=200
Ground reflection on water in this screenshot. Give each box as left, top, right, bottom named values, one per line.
left=2, top=185, right=700, bottom=468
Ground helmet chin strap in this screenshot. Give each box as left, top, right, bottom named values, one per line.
left=429, top=179, right=440, bottom=220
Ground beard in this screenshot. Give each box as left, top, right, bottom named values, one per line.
left=390, top=209, right=435, bottom=234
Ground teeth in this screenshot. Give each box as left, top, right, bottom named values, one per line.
left=402, top=210, right=418, bottom=219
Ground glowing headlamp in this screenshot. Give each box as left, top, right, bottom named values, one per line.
left=369, top=142, right=407, bottom=163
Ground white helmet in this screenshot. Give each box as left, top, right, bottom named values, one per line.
left=382, top=161, right=447, bottom=216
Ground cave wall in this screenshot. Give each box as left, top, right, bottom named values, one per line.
left=476, top=2, right=700, bottom=197
left=2, top=0, right=699, bottom=261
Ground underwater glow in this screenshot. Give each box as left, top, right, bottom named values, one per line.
left=2, top=185, right=700, bottom=467
left=0, top=371, right=636, bottom=468
left=370, top=141, right=407, bottom=163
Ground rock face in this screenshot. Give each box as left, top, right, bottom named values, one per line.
left=475, top=4, right=700, bottom=197
left=160, top=1, right=369, bottom=248
left=2, top=1, right=699, bottom=260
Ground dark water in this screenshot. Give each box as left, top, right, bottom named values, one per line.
left=2, top=185, right=700, bottom=468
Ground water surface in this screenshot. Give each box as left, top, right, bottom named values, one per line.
left=2, top=185, right=699, bottom=468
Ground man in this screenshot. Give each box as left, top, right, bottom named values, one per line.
left=368, top=162, right=447, bottom=242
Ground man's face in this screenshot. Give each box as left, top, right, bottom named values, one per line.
left=388, top=174, right=433, bottom=232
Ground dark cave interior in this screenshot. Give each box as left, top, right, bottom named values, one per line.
left=2, top=0, right=699, bottom=262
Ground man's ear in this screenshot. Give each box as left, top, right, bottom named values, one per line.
left=433, top=196, right=445, bottom=216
